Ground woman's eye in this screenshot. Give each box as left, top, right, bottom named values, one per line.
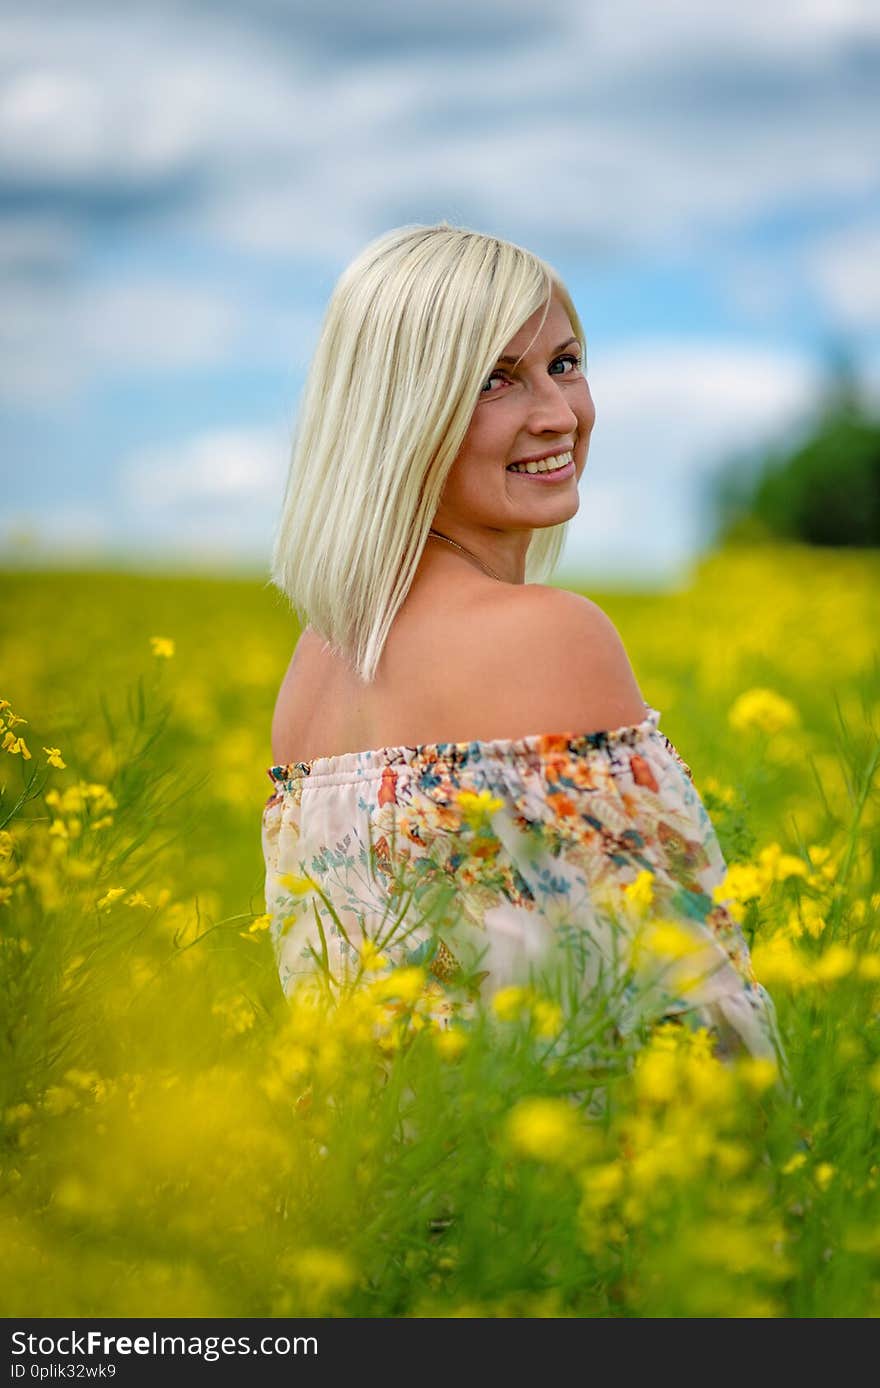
left=480, top=353, right=583, bottom=395
left=480, top=370, right=508, bottom=394
left=549, top=353, right=583, bottom=376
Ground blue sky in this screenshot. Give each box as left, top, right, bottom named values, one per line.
left=2, top=0, right=879, bottom=583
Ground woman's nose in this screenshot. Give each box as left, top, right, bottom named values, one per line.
left=526, top=377, right=580, bottom=436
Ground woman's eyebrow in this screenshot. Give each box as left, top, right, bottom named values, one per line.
left=496, top=336, right=579, bottom=365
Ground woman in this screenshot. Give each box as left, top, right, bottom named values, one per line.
left=261, top=222, right=782, bottom=1064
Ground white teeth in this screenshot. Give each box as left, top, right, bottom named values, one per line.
left=507, top=449, right=573, bottom=475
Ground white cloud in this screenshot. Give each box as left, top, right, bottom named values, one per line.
left=569, top=0, right=880, bottom=69
left=1, top=3, right=877, bottom=263
left=120, top=424, right=289, bottom=511
left=0, top=276, right=303, bottom=403
left=121, top=425, right=288, bottom=506
left=722, top=219, right=880, bottom=338
left=803, top=221, right=880, bottom=330
left=0, top=216, right=81, bottom=275
left=86, top=281, right=238, bottom=368
left=559, top=338, right=819, bottom=578
left=1, top=423, right=292, bottom=567
left=589, top=339, right=817, bottom=469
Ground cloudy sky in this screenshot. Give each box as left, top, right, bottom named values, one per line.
left=3, top=0, right=879, bottom=582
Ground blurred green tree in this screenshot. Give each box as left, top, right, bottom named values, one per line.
left=709, top=344, right=880, bottom=547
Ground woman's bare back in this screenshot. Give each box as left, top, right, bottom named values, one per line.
left=270, top=564, right=647, bottom=766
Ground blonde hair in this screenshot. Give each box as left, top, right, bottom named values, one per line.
left=270, top=222, right=586, bottom=684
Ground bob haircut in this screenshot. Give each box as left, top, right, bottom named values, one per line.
left=270, top=221, right=586, bottom=684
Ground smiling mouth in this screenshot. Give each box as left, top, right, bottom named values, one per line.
left=507, top=449, right=573, bottom=475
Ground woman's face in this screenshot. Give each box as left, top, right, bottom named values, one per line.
left=432, top=293, right=594, bottom=542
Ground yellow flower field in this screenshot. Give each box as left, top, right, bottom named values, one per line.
left=0, top=540, right=878, bottom=1317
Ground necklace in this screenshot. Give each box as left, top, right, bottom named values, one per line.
left=427, top=528, right=507, bottom=582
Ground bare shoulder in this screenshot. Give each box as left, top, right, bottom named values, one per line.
left=482, top=582, right=648, bottom=734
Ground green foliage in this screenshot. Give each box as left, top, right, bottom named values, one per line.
left=712, top=364, right=880, bottom=547
left=0, top=546, right=878, bottom=1318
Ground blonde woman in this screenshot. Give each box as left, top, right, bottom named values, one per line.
left=261, top=222, right=782, bottom=1065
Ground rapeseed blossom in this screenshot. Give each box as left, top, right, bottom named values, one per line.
left=3, top=543, right=879, bottom=1319
left=456, top=788, right=504, bottom=830
left=3, top=731, right=31, bottom=758
left=434, top=1028, right=468, bottom=1060
left=505, top=1096, right=585, bottom=1166
left=728, top=688, right=800, bottom=735
left=491, top=985, right=530, bottom=1022
left=96, top=887, right=127, bottom=910
left=278, top=871, right=318, bottom=896
left=149, top=637, right=175, bottom=659
left=623, top=868, right=655, bottom=916
left=489, top=985, right=561, bottom=1036
left=358, top=937, right=389, bottom=973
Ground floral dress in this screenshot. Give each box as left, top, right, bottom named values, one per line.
left=260, top=705, right=782, bottom=1062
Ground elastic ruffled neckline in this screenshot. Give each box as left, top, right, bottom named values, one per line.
left=266, top=704, right=662, bottom=786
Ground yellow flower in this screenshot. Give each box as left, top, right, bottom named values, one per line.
left=42, top=746, right=66, bottom=769
left=359, top=937, right=389, bottom=973
left=506, top=1096, right=583, bottom=1165
left=579, top=1161, right=624, bottom=1211
left=751, top=935, right=811, bottom=987
left=713, top=862, right=764, bottom=921
left=149, top=636, right=175, bottom=658
left=96, top=887, right=127, bottom=911
left=531, top=998, right=563, bottom=1039
left=633, top=1048, right=678, bottom=1105
left=633, top=918, right=701, bottom=964
left=126, top=891, right=152, bottom=909
left=814, top=1162, right=836, bottom=1191
left=456, top=788, right=503, bottom=830
left=623, top=869, right=655, bottom=916
left=491, top=985, right=531, bottom=1022
left=247, top=912, right=272, bottom=934
left=702, top=775, right=737, bottom=806
left=278, top=871, right=317, bottom=896
left=728, top=688, right=800, bottom=736
left=781, top=1152, right=807, bottom=1175
left=798, top=901, right=827, bottom=939
left=2, top=731, right=31, bottom=759
left=63, top=1069, right=105, bottom=1095
left=757, top=842, right=808, bottom=882
left=813, top=943, right=855, bottom=982
left=737, top=1057, right=780, bottom=1095
left=434, top=1028, right=468, bottom=1061
left=370, top=966, right=425, bottom=1004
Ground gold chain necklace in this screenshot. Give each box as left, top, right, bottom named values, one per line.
left=427, top=528, right=507, bottom=582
